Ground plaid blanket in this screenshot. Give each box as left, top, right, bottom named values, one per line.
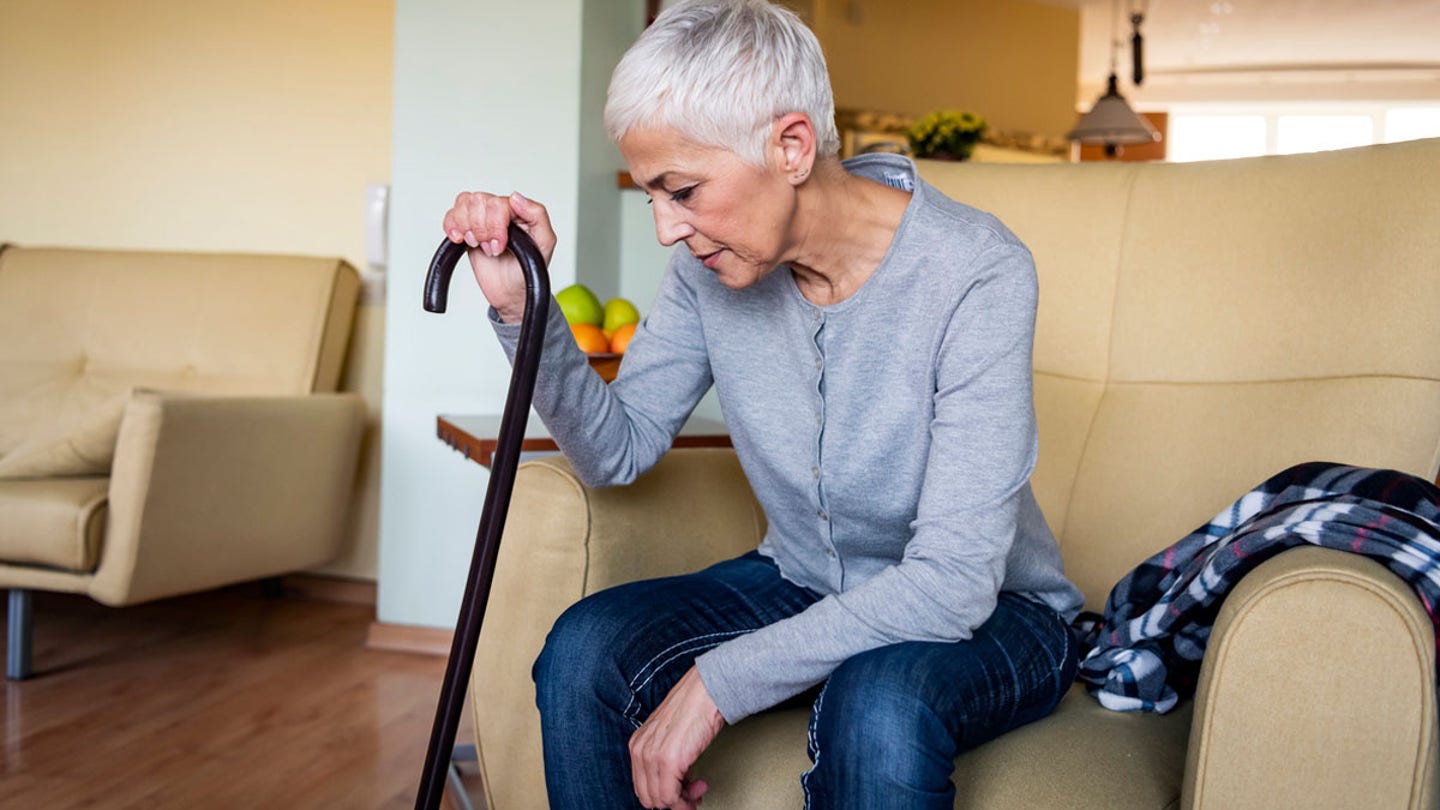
left=1076, top=461, right=1440, bottom=713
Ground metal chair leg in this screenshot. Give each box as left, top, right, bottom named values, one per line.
left=7, top=588, right=33, bottom=680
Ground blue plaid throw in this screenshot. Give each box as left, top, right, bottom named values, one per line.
left=1076, top=461, right=1440, bottom=713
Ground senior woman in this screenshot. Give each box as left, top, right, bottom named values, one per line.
left=442, top=2, right=1083, bottom=807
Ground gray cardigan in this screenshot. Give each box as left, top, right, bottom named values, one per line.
left=491, top=154, right=1083, bottom=723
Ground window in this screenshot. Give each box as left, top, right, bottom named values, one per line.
left=1386, top=108, right=1440, bottom=143
left=1166, top=104, right=1440, bottom=162
left=1275, top=114, right=1374, bottom=155
left=1167, top=115, right=1266, bottom=162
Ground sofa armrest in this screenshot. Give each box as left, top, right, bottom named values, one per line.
left=470, top=447, right=764, bottom=810
left=89, top=390, right=366, bottom=606
left=1182, top=546, right=1438, bottom=810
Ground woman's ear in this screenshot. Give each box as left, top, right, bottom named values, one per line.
left=772, top=113, right=817, bottom=185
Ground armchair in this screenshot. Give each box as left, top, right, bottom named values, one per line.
left=1, top=246, right=366, bottom=679
left=468, top=138, right=1440, bottom=808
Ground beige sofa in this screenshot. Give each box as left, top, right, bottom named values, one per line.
left=468, top=138, right=1440, bottom=809
left=1, top=246, right=366, bottom=679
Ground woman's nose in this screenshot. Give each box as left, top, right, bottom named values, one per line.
left=653, top=201, right=694, bottom=247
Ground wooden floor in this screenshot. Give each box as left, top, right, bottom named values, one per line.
left=2, top=585, right=484, bottom=809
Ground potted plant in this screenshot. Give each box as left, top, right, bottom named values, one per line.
left=906, top=110, right=988, bottom=161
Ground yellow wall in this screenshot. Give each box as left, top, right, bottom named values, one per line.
left=0, top=0, right=392, bottom=580
left=813, top=0, right=1080, bottom=138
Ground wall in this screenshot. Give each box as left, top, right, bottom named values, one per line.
left=1076, top=0, right=1440, bottom=107
left=381, top=0, right=639, bottom=629
left=619, top=191, right=673, bottom=304
left=811, top=0, right=1081, bottom=138
left=576, top=0, right=642, bottom=302
left=0, top=0, right=393, bottom=580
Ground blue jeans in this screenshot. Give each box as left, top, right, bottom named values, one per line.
left=533, top=551, right=1076, bottom=809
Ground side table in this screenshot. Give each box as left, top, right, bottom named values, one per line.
left=437, top=413, right=731, bottom=469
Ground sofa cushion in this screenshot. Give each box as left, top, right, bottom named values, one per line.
left=692, top=684, right=1191, bottom=809
left=951, top=685, right=1190, bottom=809
left=0, top=476, right=109, bottom=571
left=0, top=388, right=130, bottom=479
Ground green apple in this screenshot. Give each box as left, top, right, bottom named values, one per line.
left=602, top=297, right=641, bottom=333
left=556, top=284, right=603, bottom=326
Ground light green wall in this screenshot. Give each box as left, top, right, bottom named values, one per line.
left=577, top=0, right=644, bottom=302
left=619, top=190, right=672, bottom=307
left=382, top=0, right=580, bottom=627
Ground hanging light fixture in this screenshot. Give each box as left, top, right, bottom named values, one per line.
left=1067, top=0, right=1160, bottom=158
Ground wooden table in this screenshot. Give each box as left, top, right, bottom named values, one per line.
left=437, top=413, right=731, bottom=469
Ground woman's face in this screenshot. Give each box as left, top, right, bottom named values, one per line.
left=619, top=126, right=798, bottom=290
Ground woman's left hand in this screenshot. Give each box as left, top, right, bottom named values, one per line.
left=629, top=666, right=724, bottom=809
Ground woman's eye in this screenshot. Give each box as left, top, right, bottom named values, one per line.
left=644, top=187, right=695, bottom=205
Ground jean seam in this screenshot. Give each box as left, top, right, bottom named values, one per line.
left=1016, top=599, right=1076, bottom=715
left=1011, top=597, right=1074, bottom=702
left=621, top=630, right=751, bottom=725
left=627, top=629, right=752, bottom=688
left=800, top=678, right=831, bottom=810
left=1059, top=613, right=1075, bottom=691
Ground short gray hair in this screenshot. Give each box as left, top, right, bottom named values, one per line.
left=605, top=0, right=840, bottom=167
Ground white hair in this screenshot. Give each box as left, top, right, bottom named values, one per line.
left=604, top=0, right=840, bottom=167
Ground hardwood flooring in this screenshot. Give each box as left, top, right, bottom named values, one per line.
left=1, top=585, right=485, bottom=809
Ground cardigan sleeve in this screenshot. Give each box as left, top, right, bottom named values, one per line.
left=489, top=249, right=714, bottom=487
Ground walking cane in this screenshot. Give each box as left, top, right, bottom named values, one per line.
left=415, top=224, right=550, bottom=810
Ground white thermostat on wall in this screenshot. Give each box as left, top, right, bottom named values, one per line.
left=365, top=183, right=390, bottom=272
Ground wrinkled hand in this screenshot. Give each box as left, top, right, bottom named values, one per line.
left=441, top=191, right=556, bottom=323
left=629, top=666, right=724, bottom=809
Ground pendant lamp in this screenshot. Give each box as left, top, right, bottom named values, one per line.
left=1068, top=0, right=1160, bottom=158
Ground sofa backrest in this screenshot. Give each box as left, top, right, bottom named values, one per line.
left=919, top=138, right=1440, bottom=607
left=0, top=247, right=359, bottom=455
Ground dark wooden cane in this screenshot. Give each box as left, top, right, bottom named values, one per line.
left=416, top=224, right=550, bottom=810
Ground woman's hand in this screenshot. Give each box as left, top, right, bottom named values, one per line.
left=441, top=191, right=557, bottom=323
left=629, top=666, right=724, bottom=809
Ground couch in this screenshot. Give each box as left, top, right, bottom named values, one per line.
left=466, top=138, right=1440, bottom=808
left=1, top=246, right=366, bottom=680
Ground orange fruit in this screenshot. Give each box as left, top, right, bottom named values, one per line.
left=570, top=323, right=610, bottom=354
left=610, top=322, right=637, bottom=354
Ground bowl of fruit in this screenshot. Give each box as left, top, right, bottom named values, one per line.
left=556, top=283, right=640, bottom=383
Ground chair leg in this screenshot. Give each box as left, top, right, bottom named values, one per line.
left=7, top=588, right=33, bottom=680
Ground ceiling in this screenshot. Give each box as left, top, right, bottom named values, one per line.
left=1066, top=0, right=1440, bottom=105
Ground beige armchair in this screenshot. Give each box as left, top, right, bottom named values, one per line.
left=1, top=246, right=366, bottom=679
left=465, top=138, right=1440, bottom=809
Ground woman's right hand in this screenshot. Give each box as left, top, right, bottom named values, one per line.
left=442, top=191, right=557, bottom=324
